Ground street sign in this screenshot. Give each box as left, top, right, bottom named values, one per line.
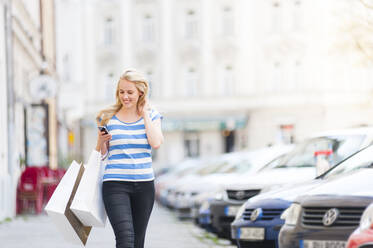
left=29, top=75, right=57, bottom=101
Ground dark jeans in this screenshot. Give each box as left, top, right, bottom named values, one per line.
left=102, top=180, right=155, bottom=248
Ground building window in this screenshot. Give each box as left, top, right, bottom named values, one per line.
left=222, top=130, right=235, bottom=153
left=105, top=73, right=115, bottom=101
left=294, top=60, right=302, bottom=90
left=221, top=6, right=234, bottom=36
left=103, top=17, right=114, bottom=45
left=293, top=0, right=302, bottom=31
left=142, top=14, right=155, bottom=43
left=219, top=65, right=235, bottom=96
left=272, top=61, right=282, bottom=91
left=184, top=132, right=200, bottom=157
left=184, top=67, right=198, bottom=97
left=146, top=70, right=154, bottom=98
left=62, top=54, right=71, bottom=82
left=278, top=124, right=295, bottom=144
left=184, top=9, right=198, bottom=39
left=271, top=1, right=281, bottom=33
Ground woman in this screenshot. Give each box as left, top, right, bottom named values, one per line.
left=95, top=69, right=164, bottom=248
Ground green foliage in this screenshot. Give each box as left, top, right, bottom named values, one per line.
left=58, top=154, right=77, bottom=169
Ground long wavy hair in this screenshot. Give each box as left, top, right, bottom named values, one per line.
left=96, top=69, right=149, bottom=126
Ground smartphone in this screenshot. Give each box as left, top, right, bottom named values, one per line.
left=98, top=126, right=109, bottom=135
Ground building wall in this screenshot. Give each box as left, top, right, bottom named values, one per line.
left=0, top=0, right=10, bottom=221
left=55, top=0, right=85, bottom=162
left=0, top=0, right=58, bottom=219
left=155, top=131, right=183, bottom=166
left=9, top=0, right=44, bottom=218
left=73, top=0, right=373, bottom=167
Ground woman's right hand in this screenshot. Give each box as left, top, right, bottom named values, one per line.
left=96, top=130, right=112, bottom=151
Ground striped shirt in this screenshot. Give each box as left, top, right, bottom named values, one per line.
left=102, top=109, right=162, bottom=182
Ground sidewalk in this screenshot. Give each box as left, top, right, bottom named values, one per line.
left=0, top=203, right=236, bottom=248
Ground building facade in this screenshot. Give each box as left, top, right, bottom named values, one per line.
left=63, top=0, right=373, bottom=169
left=0, top=0, right=10, bottom=221
left=0, top=0, right=58, bottom=220
left=55, top=0, right=85, bottom=165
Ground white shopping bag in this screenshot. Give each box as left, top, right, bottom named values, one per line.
left=45, top=161, right=92, bottom=245
left=70, top=150, right=107, bottom=227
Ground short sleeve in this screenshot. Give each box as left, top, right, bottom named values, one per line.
left=150, top=108, right=163, bottom=122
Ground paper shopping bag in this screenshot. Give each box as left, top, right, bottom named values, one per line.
left=70, top=150, right=107, bottom=227
left=44, top=161, right=92, bottom=245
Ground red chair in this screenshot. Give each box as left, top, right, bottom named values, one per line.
left=38, top=166, right=60, bottom=205
left=39, top=166, right=51, bottom=178
left=56, top=168, right=66, bottom=180
left=16, top=167, right=44, bottom=214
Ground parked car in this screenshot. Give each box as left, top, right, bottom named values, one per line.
left=156, top=158, right=204, bottom=207
left=231, top=142, right=373, bottom=248
left=278, top=168, right=373, bottom=248
left=209, top=127, right=373, bottom=240
left=194, top=150, right=291, bottom=228
left=172, top=145, right=293, bottom=219
left=160, top=154, right=237, bottom=210
left=196, top=153, right=288, bottom=231
left=346, top=202, right=373, bottom=248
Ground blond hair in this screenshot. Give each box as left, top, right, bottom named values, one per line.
left=96, top=69, right=149, bottom=126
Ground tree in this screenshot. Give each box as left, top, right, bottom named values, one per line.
left=335, top=0, right=373, bottom=65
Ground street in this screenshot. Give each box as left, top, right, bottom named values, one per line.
left=0, top=203, right=235, bottom=248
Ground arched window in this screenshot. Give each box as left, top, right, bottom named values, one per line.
left=103, top=17, right=114, bottom=45
left=142, top=14, right=155, bottom=42
left=219, top=65, right=235, bottom=96
left=184, top=67, right=198, bottom=97
left=146, top=70, right=154, bottom=98
left=184, top=9, right=198, bottom=39
left=221, top=6, right=234, bottom=36
left=62, top=54, right=71, bottom=82
left=294, top=59, right=302, bottom=90
left=272, top=61, right=282, bottom=91
left=292, top=0, right=302, bottom=31
left=271, top=1, right=282, bottom=33
left=105, top=72, right=115, bottom=101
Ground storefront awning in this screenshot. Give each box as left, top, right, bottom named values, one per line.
left=162, top=115, right=248, bottom=132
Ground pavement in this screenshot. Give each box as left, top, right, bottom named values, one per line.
left=0, top=203, right=236, bottom=248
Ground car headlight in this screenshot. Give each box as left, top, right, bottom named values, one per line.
left=214, top=190, right=227, bottom=201
left=234, top=203, right=247, bottom=221
left=360, top=205, right=373, bottom=231
left=200, top=200, right=210, bottom=212
left=282, top=203, right=302, bottom=226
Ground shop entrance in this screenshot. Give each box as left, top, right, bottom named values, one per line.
left=223, top=130, right=235, bottom=153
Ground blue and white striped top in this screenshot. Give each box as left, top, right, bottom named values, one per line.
left=102, top=109, right=162, bottom=182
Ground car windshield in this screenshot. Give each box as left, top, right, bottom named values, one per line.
left=322, top=144, right=373, bottom=179
left=173, top=160, right=203, bottom=177
left=194, top=159, right=234, bottom=174
left=214, top=160, right=240, bottom=173
left=258, top=154, right=287, bottom=171
left=192, top=158, right=229, bottom=175
left=265, top=135, right=365, bottom=169
left=216, top=158, right=254, bottom=174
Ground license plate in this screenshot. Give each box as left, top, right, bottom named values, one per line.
left=225, top=206, right=240, bottom=216
left=302, top=240, right=347, bottom=248
left=199, top=215, right=211, bottom=224
left=238, top=227, right=265, bottom=240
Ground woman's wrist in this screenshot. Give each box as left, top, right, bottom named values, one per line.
left=95, top=144, right=101, bottom=152
left=96, top=142, right=103, bottom=152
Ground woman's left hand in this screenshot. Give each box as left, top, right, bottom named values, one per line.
left=139, top=98, right=151, bottom=117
